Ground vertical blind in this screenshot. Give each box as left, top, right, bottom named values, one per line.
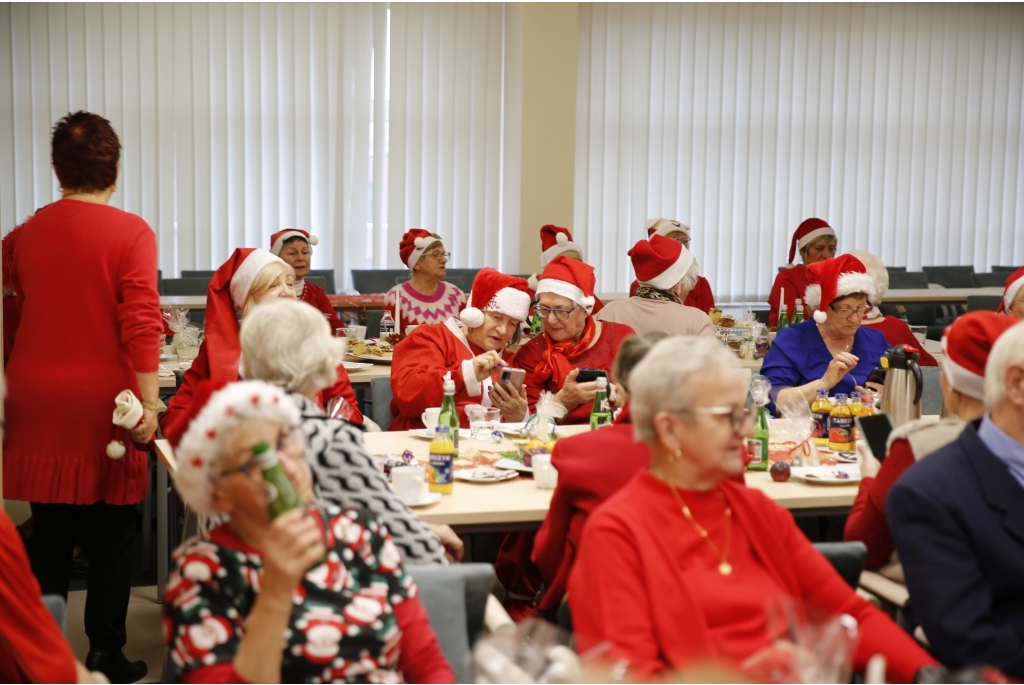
left=575, top=3, right=1024, bottom=301
left=0, top=2, right=518, bottom=284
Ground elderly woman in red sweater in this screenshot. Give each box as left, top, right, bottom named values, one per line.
left=569, top=335, right=936, bottom=683
left=5, top=112, right=163, bottom=683
left=269, top=228, right=344, bottom=334
left=767, top=218, right=837, bottom=326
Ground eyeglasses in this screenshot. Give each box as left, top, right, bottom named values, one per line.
left=217, top=428, right=305, bottom=480
left=425, top=250, right=450, bottom=261
left=677, top=396, right=753, bottom=432
left=829, top=304, right=872, bottom=319
left=536, top=304, right=579, bottom=321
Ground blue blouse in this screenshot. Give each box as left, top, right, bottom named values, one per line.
left=760, top=321, right=890, bottom=415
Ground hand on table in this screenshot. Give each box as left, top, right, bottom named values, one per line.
left=261, top=509, right=325, bottom=590
left=128, top=408, right=158, bottom=444
left=472, top=351, right=507, bottom=382
left=428, top=523, right=465, bottom=563
left=488, top=380, right=528, bottom=422
left=822, top=352, right=859, bottom=389
left=554, top=369, right=599, bottom=413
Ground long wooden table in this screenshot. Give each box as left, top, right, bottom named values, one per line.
left=880, top=287, right=1003, bottom=304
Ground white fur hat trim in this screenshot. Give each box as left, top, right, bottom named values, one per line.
left=230, top=250, right=287, bottom=311
left=639, top=248, right=695, bottom=291
left=407, top=235, right=443, bottom=270
left=1005, top=274, right=1024, bottom=311
left=797, top=226, right=836, bottom=249
left=803, top=273, right=876, bottom=309
left=269, top=230, right=318, bottom=256
left=540, top=239, right=584, bottom=267
left=460, top=286, right=531, bottom=327
left=941, top=335, right=986, bottom=401
left=645, top=218, right=691, bottom=238
left=536, top=278, right=594, bottom=313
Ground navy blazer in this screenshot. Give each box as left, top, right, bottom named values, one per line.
left=888, top=419, right=1024, bottom=677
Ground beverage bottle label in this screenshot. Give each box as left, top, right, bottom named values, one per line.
left=811, top=412, right=829, bottom=440
left=428, top=451, right=453, bottom=486
left=746, top=438, right=764, bottom=464
left=828, top=416, right=853, bottom=445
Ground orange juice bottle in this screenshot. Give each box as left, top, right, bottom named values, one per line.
left=428, top=426, right=455, bottom=494
left=828, top=394, right=854, bottom=452
left=811, top=389, right=832, bottom=447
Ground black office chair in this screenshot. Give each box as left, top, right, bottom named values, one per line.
left=972, top=272, right=1008, bottom=288
left=305, top=276, right=327, bottom=291
left=352, top=269, right=407, bottom=294
left=157, top=270, right=164, bottom=296
left=308, top=269, right=336, bottom=294
left=992, top=265, right=1022, bottom=273
left=813, top=542, right=867, bottom=590
left=163, top=278, right=211, bottom=296
left=180, top=270, right=216, bottom=278
left=966, top=295, right=1003, bottom=312
left=887, top=271, right=929, bottom=289
left=365, top=309, right=384, bottom=339
left=887, top=266, right=907, bottom=272
left=922, top=266, right=975, bottom=289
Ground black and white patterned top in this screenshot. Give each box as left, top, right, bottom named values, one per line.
left=291, top=393, right=448, bottom=566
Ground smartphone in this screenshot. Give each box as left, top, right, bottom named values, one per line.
left=499, top=367, right=526, bottom=391
left=576, top=368, right=608, bottom=384
left=856, top=413, right=895, bottom=463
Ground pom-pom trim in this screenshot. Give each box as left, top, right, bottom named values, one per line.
left=107, top=440, right=126, bottom=459
left=414, top=236, right=428, bottom=248
left=556, top=232, right=568, bottom=245
left=813, top=310, right=828, bottom=324
left=460, top=307, right=485, bottom=328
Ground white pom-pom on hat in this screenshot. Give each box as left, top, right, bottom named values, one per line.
left=460, top=306, right=485, bottom=328
left=582, top=295, right=596, bottom=313
left=308, top=234, right=319, bottom=245
left=414, top=236, right=429, bottom=248
left=527, top=273, right=539, bottom=291
left=107, top=440, right=126, bottom=459
left=813, top=310, right=828, bottom=324
left=556, top=232, right=568, bottom=245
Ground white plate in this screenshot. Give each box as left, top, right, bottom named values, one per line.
left=400, top=492, right=443, bottom=507
left=348, top=353, right=393, bottom=365
left=410, top=428, right=470, bottom=440
left=455, top=467, right=518, bottom=483
left=790, top=466, right=861, bottom=485
left=342, top=361, right=374, bottom=370
left=498, top=422, right=527, bottom=435
left=494, top=457, right=533, bottom=473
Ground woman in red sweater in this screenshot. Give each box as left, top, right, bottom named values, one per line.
left=165, top=380, right=453, bottom=684
left=570, top=336, right=936, bottom=683
left=767, top=218, right=837, bottom=326
left=5, top=112, right=163, bottom=683
left=269, top=228, right=344, bottom=334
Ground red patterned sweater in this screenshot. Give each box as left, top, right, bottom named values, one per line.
left=383, top=281, right=467, bottom=336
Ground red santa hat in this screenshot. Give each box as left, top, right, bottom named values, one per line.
left=788, top=218, right=836, bottom=266
left=998, top=266, right=1024, bottom=314
left=269, top=228, right=318, bottom=256
left=941, top=311, right=1018, bottom=401
left=171, top=380, right=300, bottom=515
left=803, top=255, right=876, bottom=324
left=399, top=229, right=444, bottom=270
left=644, top=218, right=691, bottom=239
left=539, top=225, right=584, bottom=267
left=459, top=268, right=532, bottom=328
left=629, top=235, right=695, bottom=291
left=535, top=254, right=597, bottom=313
left=205, top=248, right=287, bottom=382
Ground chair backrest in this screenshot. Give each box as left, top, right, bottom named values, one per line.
left=812, top=542, right=866, bottom=590
left=352, top=269, right=408, bottom=294
left=972, top=272, right=1008, bottom=288
left=365, top=309, right=384, bottom=339
left=157, top=270, right=164, bottom=295
left=41, top=594, right=67, bottom=634
left=992, top=265, right=1023, bottom=272
left=887, top=266, right=907, bottom=273
left=163, top=278, right=211, bottom=296
left=444, top=268, right=481, bottom=289
left=308, top=268, right=336, bottom=294
left=305, top=275, right=327, bottom=291
left=966, top=295, right=1004, bottom=312
left=920, top=365, right=943, bottom=416
left=370, top=376, right=394, bottom=429
left=406, top=563, right=496, bottom=684
left=181, top=270, right=216, bottom=278
left=922, top=265, right=975, bottom=289
left=887, top=271, right=930, bottom=290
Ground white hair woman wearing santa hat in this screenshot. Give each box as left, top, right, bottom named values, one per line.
left=383, top=229, right=468, bottom=335
left=998, top=266, right=1024, bottom=318
left=762, top=254, right=888, bottom=413
left=767, top=218, right=838, bottom=327
left=514, top=255, right=636, bottom=424
left=596, top=235, right=715, bottom=338
left=388, top=268, right=532, bottom=429
left=637, top=218, right=716, bottom=313
left=268, top=228, right=343, bottom=334
left=845, top=311, right=1019, bottom=576
left=163, top=379, right=453, bottom=684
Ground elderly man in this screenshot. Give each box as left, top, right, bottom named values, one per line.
left=888, top=320, right=1024, bottom=678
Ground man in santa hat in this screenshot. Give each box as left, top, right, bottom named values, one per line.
left=514, top=255, right=634, bottom=425
left=767, top=217, right=838, bottom=327
left=388, top=268, right=532, bottom=429
left=269, top=228, right=344, bottom=334
left=598, top=235, right=715, bottom=337
left=626, top=219, right=716, bottom=313
left=527, top=224, right=604, bottom=314
left=998, top=265, right=1024, bottom=318
left=383, top=229, right=467, bottom=335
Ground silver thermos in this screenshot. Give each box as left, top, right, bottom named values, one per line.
left=880, top=344, right=924, bottom=427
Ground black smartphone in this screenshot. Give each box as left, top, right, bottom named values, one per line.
left=856, top=413, right=895, bottom=463
left=576, top=368, right=608, bottom=384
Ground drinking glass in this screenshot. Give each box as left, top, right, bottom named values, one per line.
left=467, top=406, right=501, bottom=441
left=909, top=326, right=928, bottom=344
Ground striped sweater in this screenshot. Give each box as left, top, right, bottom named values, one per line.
left=384, top=281, right=467, bottom=335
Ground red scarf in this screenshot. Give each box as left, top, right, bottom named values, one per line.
left=533, top=318, right=597, bottom=390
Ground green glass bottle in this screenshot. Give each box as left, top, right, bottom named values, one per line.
left=529, top=303, right=543, bottom=338
left=438, top=372, right=460, bottom=459
left=792, top=298, right=804, bottom=325
left=254, top=440, right=304, bottom=519
left=746, top=399, right=770, bottom=471
left=777, top=304, right=790, bottom=330
left=589, top=376, right=613, bottom=430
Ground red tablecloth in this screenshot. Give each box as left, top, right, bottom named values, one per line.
left=328, top=293, right=386, bottom=308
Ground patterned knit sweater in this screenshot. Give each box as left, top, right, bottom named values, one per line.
left=384, top=281, right=467, bottom=335
left=291, top=393, right=448, bottom=565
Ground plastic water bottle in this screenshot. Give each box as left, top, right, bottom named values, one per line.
left=380, top=309, right=396, bottom=343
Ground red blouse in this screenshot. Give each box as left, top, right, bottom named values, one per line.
left=861, top=316, right=939, bottom=366
left=297, top=280, right=345, bottom=334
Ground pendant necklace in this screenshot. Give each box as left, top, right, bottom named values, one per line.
left=666, top=481, right=733, bottom=576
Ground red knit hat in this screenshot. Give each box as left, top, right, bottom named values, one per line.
left=629, top=235, right=695, bottom=290
left=788, top=218, right=836, bottom=266
left=535, top=254, right=597, bottom=313
left=399, top=229, right=444, bottom=270
left=269, top=228, right=318, bottom=256
left=459, top=268, right=532, bottom=328
left=998, top=266, right=1024, bottom=314
left=205, top=248, right=287, bottom=381
left=539, top=225, right=584, bottom=267
left=803, top=255, right=876, bottom=324
left=941, top=311, right=1018, bottom=400
left=644, top=218, right=690, bottom=239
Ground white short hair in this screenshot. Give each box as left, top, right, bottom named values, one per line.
left=984, top=320, right=1024, bottom=411
left=676, top=258, right=701, bottom=294
left=240, top=298, right=346, bottom=395
left=630, top=336, right=741, bottom=444
left=847, top=250, right=889, bottom=305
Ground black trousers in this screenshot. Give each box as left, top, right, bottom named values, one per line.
left=26, top=501, right=137, bottom=652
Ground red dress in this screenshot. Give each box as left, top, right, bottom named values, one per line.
left=844, top=439, right=916, bottom=569
left=862, top=316, right=939, bottom=366
left=297, top=280, right=344, bottom=334
left=5, top=200, right=163, bottom=504
left=513, top=321, right=635, bottom=424
left=628, top=276, right=715, bottom=313
left=767, top=265, right=811, bottom=327
left=388, top=319, right=516, bottom=431
left=570, top=471, right=937, bottom=682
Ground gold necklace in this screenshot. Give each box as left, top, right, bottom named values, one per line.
left=818, top=325, right=852, bottom=357
left=666, top=480, right=733, bottom=576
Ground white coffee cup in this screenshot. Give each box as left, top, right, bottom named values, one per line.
left=422, top=407, right=441, bottom=432
left=391, top=465, right=425, bottom=501
left=533, top=453, right=558, bottom=489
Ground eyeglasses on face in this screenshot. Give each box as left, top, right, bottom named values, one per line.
left=676, top=396, right=754, bottom=432
left=217, top=427, right=305, bottom=480
left=425, top=251, right=450, bottom=261
left=535, top=304, right=579, bottom=321
left=829, top=304, right=872, bottom=319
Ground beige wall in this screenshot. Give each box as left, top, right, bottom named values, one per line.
left=518, top=3, right=579, bottom=276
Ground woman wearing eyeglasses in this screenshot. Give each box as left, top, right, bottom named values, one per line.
left=569, top=335, right=936, bottom=682
left=383, top=229, right=467, bottom=335
left=514, top=256, right=634, bottom=424
left=767, top=218, right=838, bottom=327
left=761, top=255, right=889, bottom=413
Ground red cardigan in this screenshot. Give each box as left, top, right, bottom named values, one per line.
left=570, top=471, right=936, bottom=683
left=844, top=439, right=917, bottom=569
left=767, top=265, right=811, bottom=327
left=5, top=200, right=162, bottom=504
left=298, top=280, right=345, bottom=334
left=862, top=316, right=939, bottom=366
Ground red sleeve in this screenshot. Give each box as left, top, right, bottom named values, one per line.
left=160, top=343, right=211, bottom=445
left=389, top=330, right=471, bottom=424
left=884, top=319, right=939, bottom=367
left=118, top=227, right=164, bottom=373
left=512, top=340, right=545, bottom=415
left=394, top=597, right=455, bottom=683
left=307, top=285, right=346, bottom=334
left=683, top=278, right=715, bottom=313
left=319, top=363, right=364, bottom=424
left=183, top=663, right=251, bottom=684
left=532, top=446, right=574, bottom=582
left=843, top=440, right=916, bottom=569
